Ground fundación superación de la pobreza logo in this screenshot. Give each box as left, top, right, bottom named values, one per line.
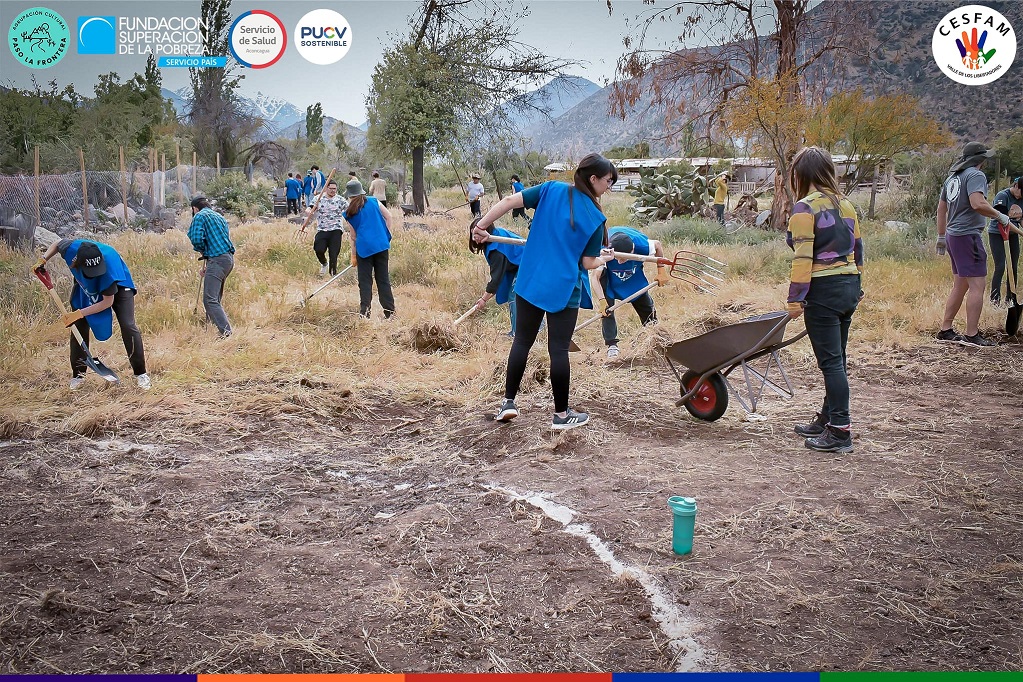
left=294, top=9, right=350, bottom=65
left=932, top=4, right=1016, bottom=85
left=8, top=6, right=69, bottom=68
left=78, top=16, right=116, bottom=54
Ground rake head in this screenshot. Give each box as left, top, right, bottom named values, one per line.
left=665, top=250, right=726, bottom=293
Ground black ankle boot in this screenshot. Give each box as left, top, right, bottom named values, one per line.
left=794, top=412, right=827, bottom=438
left=805, top=425, right=853, bottom=453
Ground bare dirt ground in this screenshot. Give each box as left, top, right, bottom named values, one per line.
left=2, top=342, right=1022, bottom=673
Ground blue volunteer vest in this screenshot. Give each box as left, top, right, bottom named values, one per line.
left=345, top=197, right=392, bottom=258
left=62, top=240, right=136, bottom=341
left=514, top=182, right=605, bottom=312
left=484, top=227, right=524, bottom=305
left=605, top=226, right=651, bottom=300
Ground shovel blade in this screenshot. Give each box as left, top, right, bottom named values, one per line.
left=79, top=340, right=119, bottom=383
left=1007, top=296, right=1022, bottom=336
left=568, top=339, right=581, bottom=352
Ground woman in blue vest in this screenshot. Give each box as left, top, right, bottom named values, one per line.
left=35, top=239, right=150, bottom=390
left=510, top=174, right=528, bottom=221
left=472, top=153, right=617, bottom=430
left=468, top=222, right=525, bottom=337
left=343, top=179, right=395, bottom=318
left=599, top=226, right=670, bottom=359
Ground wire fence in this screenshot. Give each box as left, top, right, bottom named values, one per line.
left=0, top=165, right=248, bottom=240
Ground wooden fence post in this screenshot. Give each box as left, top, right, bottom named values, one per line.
left=216, top=152, right=221, bottom=175
left=192, top=151, right=198, bottom=195
left=161, top=153, right=166, bottom=208
left=176, top=142, right=183, bottom=204
left=119, top=146, right=128, bottom=226
left=79, top=148, right=89, bottom=229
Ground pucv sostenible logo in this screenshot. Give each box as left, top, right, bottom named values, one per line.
left=932, top=4, right=1016, bottom=85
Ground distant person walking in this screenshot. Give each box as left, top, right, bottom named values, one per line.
left=988, top=176, right=1023, bottom=307
left=305, top=179, right=348, bottom=277
left=343, top=180, right=395, bottom=319
left=369, top=171, right=388, bottom=207
left=188, top=197, right=235, bottom=338
left=785, top=146, right=863, bottom=454
left=467, top=173, right=485, bottom=218
left=510, top=174, right=528, bottom=221
left=935, top=141, right=1014, bottom=347
left=712, top=172, right=729, bottom=225
left=302, top=170, right=315, bottom=209
left=285, top=172, right=303, bottom=215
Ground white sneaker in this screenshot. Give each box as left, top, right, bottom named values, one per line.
left=318, top=264, right=328, bottom=277
left=606, top=345, right=620, bottom=359
left=69, top=376, right=85, bottom=391
left=135, top=373, right=151, bottom=390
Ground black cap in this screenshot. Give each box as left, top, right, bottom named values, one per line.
left=74, top=242, right=106, bottom=278
left=609, top=232, right=635, bottom=254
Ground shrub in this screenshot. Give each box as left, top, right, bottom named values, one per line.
left=203, top=172, right=274, bottom=219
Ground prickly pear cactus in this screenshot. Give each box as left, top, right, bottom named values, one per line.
left=629, top=170, right=711, bottom=221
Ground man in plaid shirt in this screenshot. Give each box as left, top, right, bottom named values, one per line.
left=188, top=197, right=235, bottom=338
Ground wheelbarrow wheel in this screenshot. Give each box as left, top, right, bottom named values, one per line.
left=680, top=370, right=728, bottom=421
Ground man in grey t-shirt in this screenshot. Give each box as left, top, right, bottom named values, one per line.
left=935, top=141, right=1014, bottom=347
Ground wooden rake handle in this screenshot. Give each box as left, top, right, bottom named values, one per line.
left=297, top=168, right=338, bottom=234
left=484, top=234, right=672, bottom=264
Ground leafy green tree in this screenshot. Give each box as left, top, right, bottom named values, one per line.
left=306, top=103, right=324, bottom=144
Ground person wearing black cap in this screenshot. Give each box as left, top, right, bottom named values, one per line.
left=188, top=196, right=235, bottom=338
left=599, top=226, right=668, bottom=359
left=35, top=239, right=150, bottom=390
left=467, top=174, right=485, bottom=218
left=935, top=141, right=1015, bottom=348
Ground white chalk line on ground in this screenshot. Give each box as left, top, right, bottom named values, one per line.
left=485, top=484, right=716, bottom=671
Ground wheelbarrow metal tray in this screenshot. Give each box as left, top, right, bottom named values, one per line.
left=665, top=311, right=789, bottom=375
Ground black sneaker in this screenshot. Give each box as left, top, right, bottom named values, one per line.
left=935, top=328, right=963, bottom=343
left=794, top=412, right=827, bottom=438
left=495, top=399, right=518, bottom=422
left=552, top=408, right=589, bottom=430
left=959, top=332, right=996, bottom=348
left=805, top=426, right=853, bottom=453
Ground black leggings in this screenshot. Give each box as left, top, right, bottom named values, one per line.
left=71, top=287, right=146, bottom=377
left=314, top=229, right=344, bottom=275
left=988, top=231, right=1020, bottom=302
left=505, top=295, right=579, bottom=413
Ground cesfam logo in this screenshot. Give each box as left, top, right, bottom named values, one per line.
left=295, top=9, right=350, bottom=65
left=932, top=5, right=1015, bottom=85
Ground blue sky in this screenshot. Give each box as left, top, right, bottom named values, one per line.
left=1, top=0, right=695, bottom=125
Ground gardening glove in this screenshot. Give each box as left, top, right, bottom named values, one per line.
left=61, top=310, right=84, bottom=328
left=787, top=301, right=803, bottom=319
left=1010, top=205, right=1023, bottom=221
left=655, top=266, right=670, bottom=287
left=601, top=300, right=613, bottom=318
left=32, top=258, right=47, bottom=272
left=996, top=211, right=1012, bottom=227
left=936, top=235, right=947, bottom=256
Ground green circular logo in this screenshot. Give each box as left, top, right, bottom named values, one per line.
left=9, top=7, right=69, bottom=68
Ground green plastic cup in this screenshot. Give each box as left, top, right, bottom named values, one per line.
left=667, top=496, right=697, bottom=555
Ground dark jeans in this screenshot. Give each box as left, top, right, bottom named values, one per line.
left=356, top=250, right=395, bottom=317
left=512, top=207, right=528, bottom=220
left=71, top=287, right=146, bottom=377
left=203, top=253, right=233, bottom=335
left=287, top=198, right=299, bottom=215
left=505, top=296, right=579, bottom=413
left=803, top=274, right=860, bottom=429
left=988, top=231, right=1020, bottom=302
left=314, top=229, right=344, bottom=275
left=599, top=286, right=656, bottom=345
left=470, top=200, right=482, bottom=218
left=714, top=203, right=725, bottom=225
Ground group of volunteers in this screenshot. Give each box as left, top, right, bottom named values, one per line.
left=32, top=142, right=1019, bottom=452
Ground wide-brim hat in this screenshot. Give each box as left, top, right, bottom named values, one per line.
left=345, top=180, right=366, bottom=198
left=471, top=174, right=481, bottom=180
left=950, top=141, right=995, bottom=173
left=74, top=241, right=106, bottom=278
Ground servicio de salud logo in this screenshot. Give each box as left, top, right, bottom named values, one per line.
left=8, top=6, right=69, bottom=68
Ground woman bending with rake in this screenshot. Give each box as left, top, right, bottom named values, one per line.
left=472, top=153, right=616, bottom=430
left=785, top=146, right=864, bottom=454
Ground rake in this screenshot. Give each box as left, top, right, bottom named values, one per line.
left=483, top=234, right=727, bottom=293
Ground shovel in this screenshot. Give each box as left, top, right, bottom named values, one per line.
left=1004, top=223, right=1022, bottom=336
left=34, top=267, right=120, bottom=384
left=569, top=281, right=660, bottom=352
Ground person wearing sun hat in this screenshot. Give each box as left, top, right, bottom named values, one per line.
left=34, top=238, right=150, bottom=391
left=342, top=178, right=395, bottom=318
left=467, top=173, right=485, bottom=218
left=935, top=141, right=1015, bottom=348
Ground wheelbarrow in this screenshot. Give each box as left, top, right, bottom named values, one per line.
left=664, top=311, right=807, bottom=421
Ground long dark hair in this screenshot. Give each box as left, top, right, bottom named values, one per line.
left=789, top=146, right=843, bottom=208
left=347, top=194, right=366, bottom=217
left=573, top=153, right=617, bottom=206
left=468, top=219, right=493, bottom=255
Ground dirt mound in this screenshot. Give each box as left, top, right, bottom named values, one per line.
left=410, top=322, right=464, bottom=353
